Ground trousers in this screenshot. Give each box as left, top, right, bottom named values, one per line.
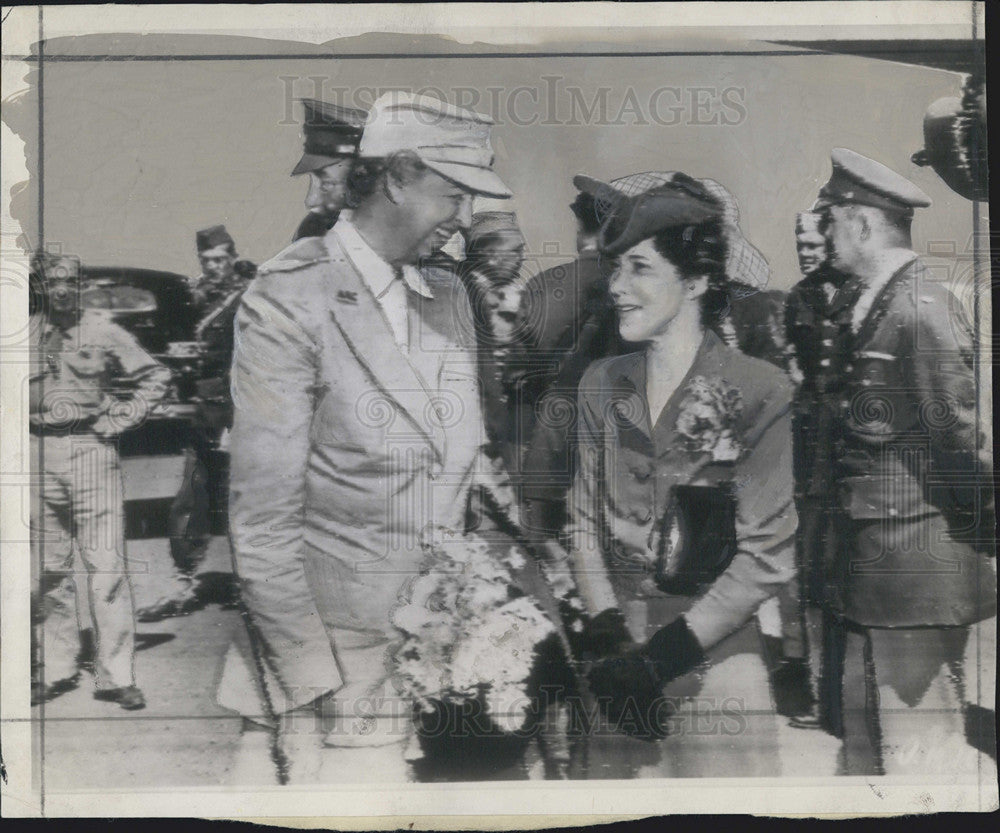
left=837, top=621, right=978, bottom=775
left=31, top=434, right=136, bottom=689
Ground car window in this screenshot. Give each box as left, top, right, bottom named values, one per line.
left=81, top=285, right=157, bottom=313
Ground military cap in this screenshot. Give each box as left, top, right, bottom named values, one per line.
left=291, top=98, right=368, bottom=176
left=196, top=225, right=235, bottom=253
left=815, top=147, right=931, bottom=214
left=469, top=210, right=523, bottom=245
left=360, top=92, right=511, bottom=199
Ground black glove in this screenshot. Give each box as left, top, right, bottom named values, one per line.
left=587, top=616, right=706, bottom=740
left=770, top=657, right=816, bottom=719
left=578, top=608, right=635, bottom=660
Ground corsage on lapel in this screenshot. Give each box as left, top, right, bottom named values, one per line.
left=675, top=375, right=744, bottom=463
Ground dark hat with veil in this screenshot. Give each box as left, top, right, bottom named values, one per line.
left=573, top=171, right=771, bottom=295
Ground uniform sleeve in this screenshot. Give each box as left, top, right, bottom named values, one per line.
left=227, top=281, right=343, bottom=710
left=565, top=366, right=620, bottom=615
left=906, top=287, right=992, bottom=532
left=684, top=389, right=798, bottom=648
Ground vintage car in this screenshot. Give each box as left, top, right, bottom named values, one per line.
left=77, top=267, right=201, bottom=453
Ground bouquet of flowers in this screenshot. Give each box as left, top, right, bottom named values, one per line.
left=391, top=526, right=557, bottom=735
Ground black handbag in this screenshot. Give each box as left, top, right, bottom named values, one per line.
left=654, top=483, right=739, bottom=595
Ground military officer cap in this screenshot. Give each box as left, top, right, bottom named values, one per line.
left=360, top=92, right=511, bottom=199
left=815, top=147, right=931, bottom=215
left=196, top=224, right=236, bottom=253
left=291, top=98, right=368, bottom=176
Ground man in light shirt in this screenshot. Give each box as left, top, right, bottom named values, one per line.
left=218, top=92, right=512, bottom=783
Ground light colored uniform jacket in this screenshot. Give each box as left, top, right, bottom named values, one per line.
left=217, top=230, right=489, bottom=717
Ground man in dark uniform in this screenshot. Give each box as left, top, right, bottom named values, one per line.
left=813, top=148, right=995, bottom=774
left=781, top=210, right=856, bottom=729
left=516, top=184, right=623, bottom=543
left=139, top=226, right=255, bottom=621
left=290, top=98, right=366, bottom=241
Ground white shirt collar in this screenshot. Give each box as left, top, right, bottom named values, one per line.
left=852, top=247, right=917, bottom=331
left=332, top=217, right=434, bottom=300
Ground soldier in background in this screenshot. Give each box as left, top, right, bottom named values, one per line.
left=458, top=210, right=529, bottom=474
left=517, top=184, right=624, bottom=543
left=779, top=210, right=854, bottom=729
left=187, top=225, right=251, bottom=313
left=139, top=227, right=255, bottom=621
left=30, top=252, right=170, bottom=710
left=290, top=98, right=367, bottom=241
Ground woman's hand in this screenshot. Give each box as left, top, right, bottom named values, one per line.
left=587, top=616, right=706, bottom=740
left=578, top=608, right=635, bottom=659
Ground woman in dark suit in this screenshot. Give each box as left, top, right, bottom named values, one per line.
left=558, top=174, right=800, bottom=777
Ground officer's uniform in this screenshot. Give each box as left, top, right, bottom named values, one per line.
left=30, top=273, right=170, bottom=695
left=289, top=98, right=366, bottom=241
left=813, top=149, right=996, bottom=774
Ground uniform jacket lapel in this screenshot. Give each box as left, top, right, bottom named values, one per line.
left=854, top=258, right=917, bottom=347
left=323, top=234, right=444, bottom=461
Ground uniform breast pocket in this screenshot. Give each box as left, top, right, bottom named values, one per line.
left=846, top=353, right=903, bottom=437
left=853, top=351, right=897, bottom=387
left=311, top=385, right=391, bottom=452
left=63, top=346, right=111, bottom=378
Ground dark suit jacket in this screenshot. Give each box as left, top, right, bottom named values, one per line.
left=517, top=252, right=625, bottom=504
left=826, top=256, right=995, bottom=627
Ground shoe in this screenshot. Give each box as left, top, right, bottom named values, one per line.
left=770, top=658, right=816, bottom=719
left=31, top=673, right=80, bottom=706
left=94, top=685, right=146, bottom=710
left=136, top=592, right=201, bottom=623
